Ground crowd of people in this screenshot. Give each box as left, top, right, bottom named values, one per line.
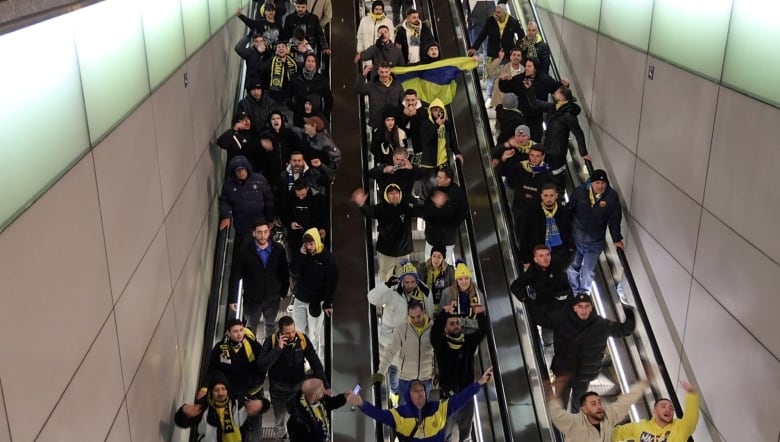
left=173, top=1, right=699, bottom=442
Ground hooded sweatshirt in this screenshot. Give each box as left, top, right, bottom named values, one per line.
left=359, top=184, right=419, bottom=256
left=419, top=99, right=460, bottom=168
left=290, top=228, right=338, bottom=308
left=218, top=156, right=276, bottom=235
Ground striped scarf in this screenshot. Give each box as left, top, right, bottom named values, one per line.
left=300, top=394, right=330, bottom=441
left=542, top=202, right=563, bottom=248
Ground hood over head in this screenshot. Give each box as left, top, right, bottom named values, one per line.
left=383, top=183, right=403, bottom=204
left=302, top=227, right=324, bottom=254
left=427, top=98, right=446, bottom=122
left=229, top=155, right=253, bottom=173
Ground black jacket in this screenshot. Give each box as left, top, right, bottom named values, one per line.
left=569, top=181, right=623, bottom=244
left=418, top=102, right=461, bottom=169
left=261, top=331, right=326, bottom=386
left=528, top=89, right=588, bottom=159
left=367, top=165, right=428, bottom=197
left=207, top=335, right=265, bottom=399
left=238, top=94, right=273, bottom=139
left=520, top=203, right=575, bottom=266
left=217, top=128, right=262, bottom=174
left=291, top=70, right=333, bottom=127
left=260, top=125, right=305, bottom=175
left=355, top=73, right=405, bottom=127
left=359, top=197, right=421, bottom=257
left=494, top=105, right=527, bottom=145
left=470, top=16, right=524, bottom=58
left=286, top=391, right=347, bottom=442
left=238, top=13, right=283, bottom=46
left=431, top=311, right=487, bottom=395
left=229, top=240, right=290, bottom=305
left=290, top=235, right=338, bottom=308
left=280, top=188, right=329, bottom=249
left=510, top=262, right=572, bottom=322
left=498, top=72, right=561, bottom=118
left=360, top=39, right=406, bottom=68
left=538, top=306, right=635, bottom=381
left=420, top=183, right=469, bottom=247
left=219, top=156, right=276, bottom=235
left=234, top=35, right=273, bottom=86
left=282, top=12, right=328, bottom=51
left=496, top=160, right=554, bottom=215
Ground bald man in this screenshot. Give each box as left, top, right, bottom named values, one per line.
left=286, top=377, right=348, bottom=441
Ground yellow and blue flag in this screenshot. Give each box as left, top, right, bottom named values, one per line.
left=391, top=57, right=478, bottom=105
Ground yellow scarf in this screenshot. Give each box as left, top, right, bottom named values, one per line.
left=371, top=12, right=386, bottom=22
left=300, top=394, right=329, bottom=440
left=555, top=100, right=569, bottom=111
left=220, top=338, right=255, bottom=363
left=211, top=399, right=241, bottom=442
left=408, top=314, right=430, bottom=336
left=588, top=186, right=602, bottom=207
left=496, top=15, right=508, bottom=37
left=446, top=332, right=465, bottom=350
left=542, top=202, right=558, bottom=218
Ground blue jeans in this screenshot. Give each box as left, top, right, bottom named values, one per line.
left=388, top=364, right=399, bottom=395
left=567, top=241, right=605, bottom=294
left=398, top=378, right=432, bottom=407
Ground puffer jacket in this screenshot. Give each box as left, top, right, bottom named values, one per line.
left=569, top=180, right=623, bottom=244
left=218, top=156, right=276, bottom=235
left=527, top=89, right=588, bottom=159
left=377, top=315, right=435, bottom=381
left=539, top=306, right=635, bottom=381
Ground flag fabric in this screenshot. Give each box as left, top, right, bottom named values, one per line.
left=391, top=57, right=478, bottom=105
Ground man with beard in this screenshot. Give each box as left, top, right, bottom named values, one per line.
left=219, top=156, right=276, bottom=247
left=431, top=310, right=487, bottom=441
left=278, top=150, right=333, bottom=198
left=283, top=0, right=330, bottom=57
left=547, top=375, right=648, bottom=442
left=228, top=221, right=290, bottom=339
left=291, top=53, right=333, bottom=127
left=356, top=1, right=394, bottom=64
left=174, top=371, right=270, bottom=442
left=367, top=261, right=432, bottom=404
left=355, top=61, right=405, bottom=128
left=517, top=183, right=574, bottom=267
left=538, top=294, right=635, bottom=413
left=358, top=24, right=406, bottom=74
left=394, top=9, right=435, bottom=65
left=238, top=83, right=273, bottom=139
left=613, top=382, right=699, bottom=442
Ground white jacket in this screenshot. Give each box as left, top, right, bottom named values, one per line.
left=356, top=14, right=395, bottom=54
left=367, top=284, right=435, bottom=331
left=378, top=319, right=435, bottom=381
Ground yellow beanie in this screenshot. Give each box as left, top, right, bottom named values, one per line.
left=454, top=262, right=472, bottom=279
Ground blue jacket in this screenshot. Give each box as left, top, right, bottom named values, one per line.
left=569, top=180, right=623, bottom=244
left=219, top=156, right=276, bottom=236
left=359, top=382, right=481, bottom=441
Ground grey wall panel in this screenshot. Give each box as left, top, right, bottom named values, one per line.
left=637, top=57, right=718, bottom=203
left=105, top=401, right=131, bottom=442
left=0, top=155, right=112, bottom=441
left=630, top=160, right=701, bottom=272
left=591, top=35, right=646, bottom=151
left=125, top=303, right=183, bottom=442
left=684, top=282, right=780, bottom=442
left=114, top=227, right=173, bottom=387
left=560, top=13, right=598, bottom=112
left=704, top=86, right=780, bottom=264
left=92, top=100, right=165, bottom=300
left=693, top=211, right=780, bottom=357
left=152, top=65, right=198, bottom=215
left=36, top=315, right=124, bottom=442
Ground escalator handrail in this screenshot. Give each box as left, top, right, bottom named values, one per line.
left=521, top=0, right=686, bottom=419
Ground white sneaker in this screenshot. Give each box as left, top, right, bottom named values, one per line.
left=484, top=98, right=492, bottom=108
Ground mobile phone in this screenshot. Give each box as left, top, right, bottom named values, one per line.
left=352, top=384, right=362, bottom=395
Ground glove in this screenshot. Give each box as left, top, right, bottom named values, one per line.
left=371, top=372, right=385, bottom=385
